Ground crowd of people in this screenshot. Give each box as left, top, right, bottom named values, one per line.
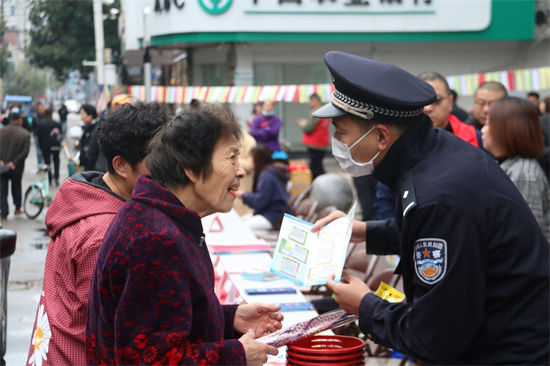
left=0, top=50, right=549, bottom=365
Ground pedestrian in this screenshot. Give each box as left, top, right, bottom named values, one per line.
left=527, top=91, right=541, bottom=113
left=32, top=103, right=46, bottom=167
left=311, top=51, right=549, bottom=364
left=297, top=93, right=331, bottom=179
left=235, top=146, right=290, bottom=230
left=540, top=96, right=550, bottom=179
left=247, top=101, right=264, bottom=130
left=87, top=104, right=282, bottom=365
left=465, top=81, right=507, bottom=130
left=250, top=100, right=282, bottom=152
left=87, top=94, right=134, bottom=173
left=57, top=103, right=68, bottom=137
left=481, top=96, right=550, bottom=242
left=27, top=103, right=170, bottom=366
left=37, top=108, right=62, bottom=186
left=419, top=71, right=482, bottom=147
left=78, top=104, right=99, bottom=171
left=0, top=112, right=31, bottom=220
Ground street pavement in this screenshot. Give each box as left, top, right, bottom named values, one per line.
left=2, top=112, right=80, bottom=366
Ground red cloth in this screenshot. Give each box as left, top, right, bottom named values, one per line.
left=448, top=114, right=479, bottom=148
left=303, top=117, right=331, bottom=148
left=86, top=175, right=246, bottom=365
left=27, top=172, right=124, bottom=366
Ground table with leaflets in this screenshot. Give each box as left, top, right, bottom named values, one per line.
left=202, top=210, right=332, bottom=365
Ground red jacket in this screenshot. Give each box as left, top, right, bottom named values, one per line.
left=27, top=172, right=124, bottom=366
left=448, top=114, right=479, bottom=148
left=303, top=117, right=331, bottom=148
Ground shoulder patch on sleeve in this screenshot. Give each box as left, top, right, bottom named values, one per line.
left=413, top=238, right=447, bottom=285
left=401, top=171, right=417, bottom=217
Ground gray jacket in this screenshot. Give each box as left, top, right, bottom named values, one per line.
left=501, top=156, right=550, bottom=243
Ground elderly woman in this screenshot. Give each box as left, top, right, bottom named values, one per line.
left=87, top=104, right=282, bottom=365
left=481, top=97, right=550, bottom=242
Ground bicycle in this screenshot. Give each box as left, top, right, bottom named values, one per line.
left=23, top=164, right=52, bottom=219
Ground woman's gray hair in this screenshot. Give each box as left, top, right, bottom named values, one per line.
left=146, top=103, right=242, bottom=187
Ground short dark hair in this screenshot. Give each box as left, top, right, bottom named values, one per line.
left=477, top=81, right=508, bottom=97
left=417, top=71, right=450, bottom=94
left=190, top=99, right=201, bottom=109
left=527, top=91, right=540, bottom=99
left=8, top=112, right=21, bottom=122
left=251, top=144, right=273, bottom=191
left=80, top=103, right=98, bottom=118
left=449, top=89, right=458, bottom=100
left=488, top=97, right=543, bottom=158
left=309, top=93, right=321, bottom=102
left=147, top=104, right=242, bottom=187
left=99, top=102, right=170, bottom=174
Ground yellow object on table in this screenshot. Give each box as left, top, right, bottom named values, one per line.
left=374, top=281, right=405, bottom=303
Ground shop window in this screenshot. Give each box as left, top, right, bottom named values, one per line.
left=201, top=64, right=230, bottom=86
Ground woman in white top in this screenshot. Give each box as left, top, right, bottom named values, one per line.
left=482, top=96, right=550, bottom=242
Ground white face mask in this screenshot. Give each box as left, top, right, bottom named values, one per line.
left=331, top=125, right=381, bottom=177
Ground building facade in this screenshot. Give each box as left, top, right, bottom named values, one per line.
left=120, top=0, right=549, bottom=148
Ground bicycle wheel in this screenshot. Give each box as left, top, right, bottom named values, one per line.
left=24, top=184, right=44, bottom=219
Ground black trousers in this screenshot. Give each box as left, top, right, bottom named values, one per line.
left=0, top=169, right=23, bottom=217
left=41, top=147, right=60, bottom=182
left=307, top=148, right=326, bottom=179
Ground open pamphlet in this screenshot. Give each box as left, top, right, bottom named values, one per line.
left=258, top=308, right=357, bottom=348
left=270, top=202, right=357, bottom=286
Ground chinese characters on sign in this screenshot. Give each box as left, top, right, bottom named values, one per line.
left=252, top=0, right=432, bottom=5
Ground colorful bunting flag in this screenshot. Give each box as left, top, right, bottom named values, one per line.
left=121, top=65, right=550, bottom=105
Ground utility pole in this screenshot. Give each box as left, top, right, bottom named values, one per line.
left=143, top=7, right=151, bottom=102
left=0, top=0, right=5, bottom=105
left=92, top=0, right=105, bottom=86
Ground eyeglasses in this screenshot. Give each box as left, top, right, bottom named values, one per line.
left=432, top=94, right=448, bottom=106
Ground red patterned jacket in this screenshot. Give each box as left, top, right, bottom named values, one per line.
left=86, top=175, right=246, bottom=365
left=27, top=172, right=125, bottom=366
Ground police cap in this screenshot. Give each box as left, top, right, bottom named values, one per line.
left=313, top=51, right=436, bottom=124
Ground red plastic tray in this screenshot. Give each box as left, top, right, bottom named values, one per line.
left=287, top=354, right=365, bottom=366
left=287, top=349, right=364, bottom=362
left=288, top=335, right=365, bottom=355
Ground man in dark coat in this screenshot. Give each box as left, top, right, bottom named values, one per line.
left=0, top=112, right=31, bottom=219
left=37, top=108, right=62, bottom=186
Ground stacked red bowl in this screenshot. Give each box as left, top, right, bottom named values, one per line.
left=287, top=335, right=366, bottom=365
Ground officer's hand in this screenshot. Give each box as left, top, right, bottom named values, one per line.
left=311, top=211, right=366, bottom=243
left=326, top=271, right=371, bottom=315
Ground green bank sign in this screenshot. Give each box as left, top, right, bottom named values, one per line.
left=198, top=0, right=233, bottom=15
left=148, top=0, right=535, bottom=43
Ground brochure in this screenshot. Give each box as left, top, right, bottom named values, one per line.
left=258, top=308, right=358, bottom=348
left=270, top=202, right=357, bottom=286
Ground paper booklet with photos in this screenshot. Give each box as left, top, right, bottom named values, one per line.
left=270, top=201, right=357, bottom=287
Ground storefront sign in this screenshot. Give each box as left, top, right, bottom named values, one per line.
left=143, top=0, right=491, bottom=33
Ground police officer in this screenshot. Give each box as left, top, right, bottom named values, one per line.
left=312, top=51, right=549, bottom=364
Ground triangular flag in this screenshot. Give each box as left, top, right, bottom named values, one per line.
left=209, top=215, right=224, bottom=232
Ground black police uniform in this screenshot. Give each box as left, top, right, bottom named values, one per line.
left=366, top=118, right=549, bottom=364
left=315, top=51, right=550, bottom=364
